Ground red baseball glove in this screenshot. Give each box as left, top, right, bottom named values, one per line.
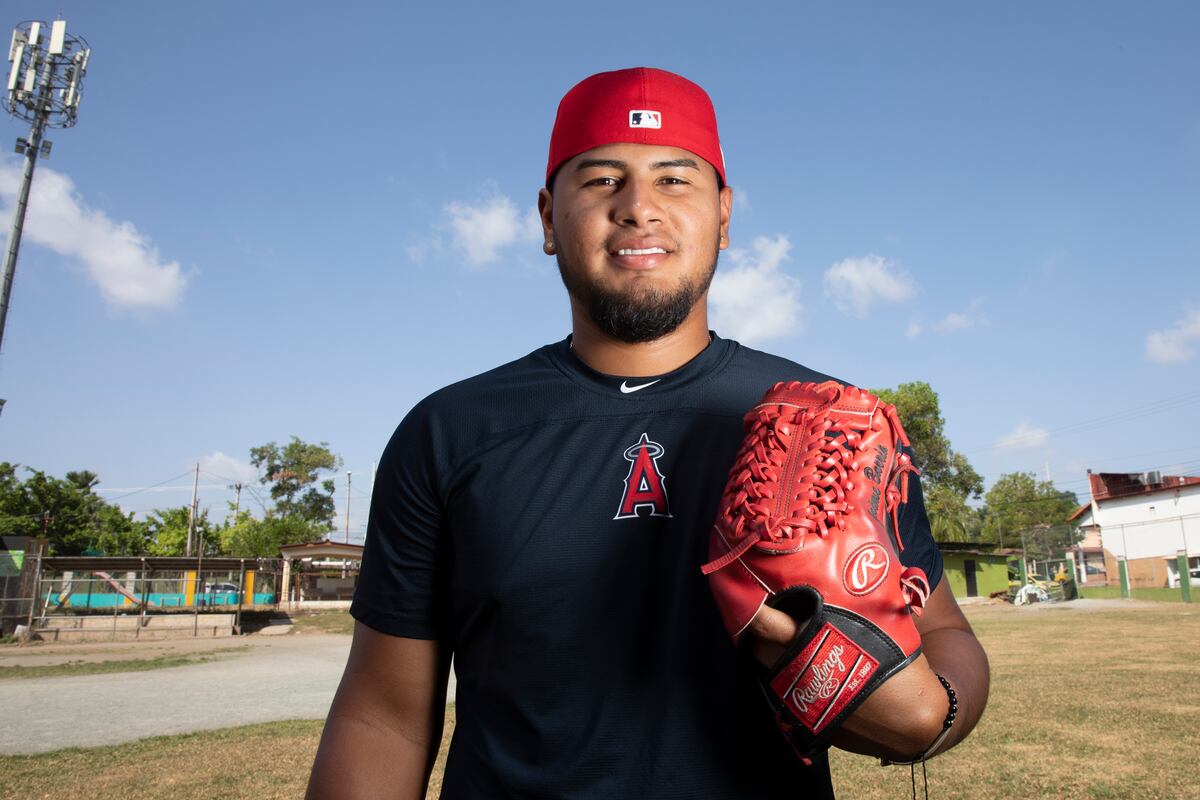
left=702, top=380, right=931, bottom=760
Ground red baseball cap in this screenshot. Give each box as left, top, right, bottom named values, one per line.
left=546, top=67, right=726, bottom=187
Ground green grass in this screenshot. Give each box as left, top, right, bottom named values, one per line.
left=0, top=649, right=245, bottom=680
left=1079, top=585, right=1192, bottom=602
left=2, top=605, right=1198, bottom=799
left=0, top=720, right=328, bottom=800
left=828, top=603, right=1200, bottom=799
left=285, top=608, right=355, bottom=636
left=0, top=714, right=455, bottom=800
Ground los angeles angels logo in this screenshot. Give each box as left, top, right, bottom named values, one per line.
left=614, top=432, right=673, bottom=519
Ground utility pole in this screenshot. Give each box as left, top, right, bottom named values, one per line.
left=185, top=462, right=199, bottom=556
left=1, top=20, right=89, bottom=368
left=232, top=482, right=242, bottom=518
left=344, top=471, right=351, bottom=543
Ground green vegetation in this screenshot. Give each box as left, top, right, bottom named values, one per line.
left=0, top=436, right=342, bottom=558
left=3, top=605, right=1197, bottom=799
left=870, top=382, right=983, bottom=499
left=869, top=383, right=1080, bottom=550
left=287, top=609, right=355, bottom=636
left=1079, top=586, right=1192, bottom=603
left=0, top=464, right=147, bottom=556
left=979, top=471, right=1080, bottom=556
left=0, top=649, right=246, bottom=680
left=0, top=714, right=454, bottom=800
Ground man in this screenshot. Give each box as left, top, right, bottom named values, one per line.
left=307, top=67, right=989, bottom=799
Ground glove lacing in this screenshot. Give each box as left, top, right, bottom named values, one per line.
left=701, top=384, right=929, bottom=614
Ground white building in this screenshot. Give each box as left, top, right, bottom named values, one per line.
left=1069, top=471, right=1200, bottom=589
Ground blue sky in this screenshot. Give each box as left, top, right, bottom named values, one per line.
left=2, top=1, right=1197, bottom=542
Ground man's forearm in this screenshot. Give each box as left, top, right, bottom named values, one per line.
left=918, top=624, right=989, bottom=756
left=307, top=704, right=444, bottom=800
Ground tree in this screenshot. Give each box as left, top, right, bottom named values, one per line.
left=923, top=483, right=979, bottom=543
left=218, top=511, right=322, bottom=558
left=869, top=382, right=984, bottom=499
left=0, top=462, right=148, bottom=555
left=869, top=382, right=985, bottom=545
left=145, top=506, right=218, bottom=556
left=249, top=437, right=343, bottom=530
left=980, top=472, right=1080, bottom=558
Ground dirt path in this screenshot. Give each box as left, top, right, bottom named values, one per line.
left=3, top=631, right=459, bottom=755
left=3, top=633, right=350, bottom=755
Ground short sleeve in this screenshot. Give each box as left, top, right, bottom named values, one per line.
left=350, top=402, right=451, bottom=640
left=895, top=451, right=944, bottom=591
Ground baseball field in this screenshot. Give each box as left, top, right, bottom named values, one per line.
left=2, top=600, right=1197, bottom=800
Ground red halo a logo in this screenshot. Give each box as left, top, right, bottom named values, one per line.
left=843, top=543, right=889, bottom=596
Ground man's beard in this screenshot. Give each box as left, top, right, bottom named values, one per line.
left=556, top=251, right=719, bottom=344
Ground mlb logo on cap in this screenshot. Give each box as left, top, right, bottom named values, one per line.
left=629, top=110, right=662, bottom=129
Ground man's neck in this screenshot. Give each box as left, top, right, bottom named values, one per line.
left=568, top=307, right=712, bottom=378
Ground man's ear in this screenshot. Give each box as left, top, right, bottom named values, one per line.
left=538, top=187, right=554, bottom=251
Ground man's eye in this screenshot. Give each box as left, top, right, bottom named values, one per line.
left=659, top=176, right=690, bottom=186
left=585, top=176, right=619, bottom=187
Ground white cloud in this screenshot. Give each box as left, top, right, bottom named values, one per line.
left=1146, top=309, right=1200, bottom=364
left=710, top=234, right=802, bottom=345
left=936, top=298, right=984, bottom=333
left=822, top=254, right=915, bottom=316
left=439, top=193, right=541, bottom=266
left=935, top=311, right=974, bottom=332
left=995, top=422, right=1049, bottom=451
left=196, top=451, right=258, bottom=485
left=910, top=300, right=985, bottom=336
left=0, top=158, right=186, bottom=310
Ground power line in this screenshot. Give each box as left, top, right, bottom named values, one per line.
left=963, top=388, right=1200, bottom=455
left=104, top=471, right=193, bottom=502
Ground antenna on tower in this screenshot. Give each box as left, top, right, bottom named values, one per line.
left=0, top=18, right=91, bottom=413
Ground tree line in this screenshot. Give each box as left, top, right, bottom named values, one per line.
left=2, top=385, right=1084, bottom=561
left=0, top=437, right=344, bottom=558
left=873, top=382, right=1080, bottom=559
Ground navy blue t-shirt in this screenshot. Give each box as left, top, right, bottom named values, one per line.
left=352, top=333, right=943, bottom=799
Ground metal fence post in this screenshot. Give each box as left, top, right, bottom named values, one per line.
left=1178, top=551, right=1192, bottom=603
left=23, top=550, right=44, bottom=640
left=1118, top=557, right=1130, bottom=599
left=235, top=559, right=246, bottom=634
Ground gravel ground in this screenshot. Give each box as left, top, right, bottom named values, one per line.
left=2, top=632, right=458, bottom=755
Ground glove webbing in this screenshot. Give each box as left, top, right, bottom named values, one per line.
left=701, top=395, right=921, bottom=591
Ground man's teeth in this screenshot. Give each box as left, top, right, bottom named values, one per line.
left=617, top=247, right=668, bottom=256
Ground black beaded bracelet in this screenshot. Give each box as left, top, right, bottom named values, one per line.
left=881, top=673, right=958, bottom=766
left=935, top=673, right=958, bottom=731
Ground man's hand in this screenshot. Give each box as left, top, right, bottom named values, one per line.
left=745, top=579, right=988, bottom=762
left=306, top=622, right=450, bottom=800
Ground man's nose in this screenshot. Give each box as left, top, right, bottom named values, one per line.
left=612, top=180, right=663, bottom=228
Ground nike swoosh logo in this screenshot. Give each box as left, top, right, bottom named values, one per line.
left=620, top=379, right=661, bottom=394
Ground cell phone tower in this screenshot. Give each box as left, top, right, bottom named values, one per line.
left=0, top=19, right=90, bottom=365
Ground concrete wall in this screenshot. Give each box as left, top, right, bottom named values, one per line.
left=1095, top=485, right=1200, bottom=561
